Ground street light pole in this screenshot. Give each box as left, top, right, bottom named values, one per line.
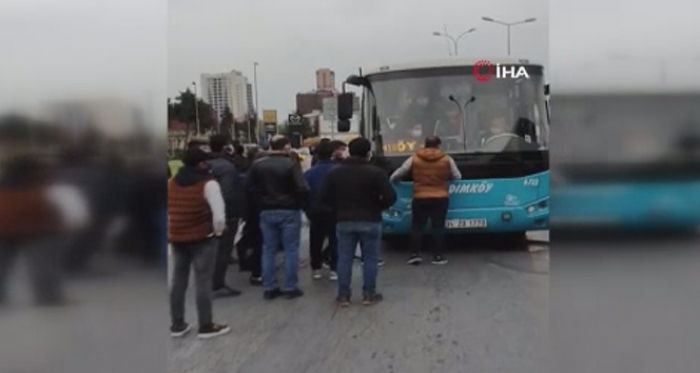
left=192, top=81, right=200, bottom=135
left=252, top=62, right=259, bottom=143
left=481, top=16, right=537, bottom=56
left=432, top=27, right=476, bottom=56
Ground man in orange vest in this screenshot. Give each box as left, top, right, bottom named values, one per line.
left=390, top=136, right=461, bottom=265
left=168, top=148, right=230, bottom=339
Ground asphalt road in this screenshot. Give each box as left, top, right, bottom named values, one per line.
left=169, top=230, right=549, bottom=373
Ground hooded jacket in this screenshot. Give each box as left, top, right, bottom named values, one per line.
left=390, top=147, right=462, bottom=199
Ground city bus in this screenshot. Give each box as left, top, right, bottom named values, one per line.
left=550, top=91, right=700, bottom=231
left=335, top=57, right=550, bottom=238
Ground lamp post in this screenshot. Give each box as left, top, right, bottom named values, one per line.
left=252, top=62, right=259, bottom=143
left=192, top=81, right=200, bottom=135
left=432, top=27, right=476, bottom=56
left=481, top=16, right=537, bottom=56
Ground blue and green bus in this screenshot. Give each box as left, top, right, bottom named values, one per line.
left=550, top=91, right=700, bottom=231
left=335, top=57, right=550, bottom=237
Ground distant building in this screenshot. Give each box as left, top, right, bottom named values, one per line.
left=316, top=68, right=335, bottom=92
left=43, top=99, right=145, bottom=140
left=296, top=90, right=334, bottom=116
left=201, top=70, right=250, bottom=122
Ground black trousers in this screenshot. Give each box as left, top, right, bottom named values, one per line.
left=410, top=198, right=449, bottom=257
left=308, top=213, right=338, bottom=271
left=212, top=220, right=238, bottom=290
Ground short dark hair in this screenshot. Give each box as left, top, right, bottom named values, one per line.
left=348, top=137, right=371, bottom=158
left=187, top=140, right=207, bottom=150
left=209, top=134, right=229, bottom=153
left=270, top=135, right=290, bottom=151
left=314, top=141, right=333, bottom=161
left=424, top=136, right=441, bottom=148
left=319, top=138, right=331, bottom=144
left=182, top=147, right=210, bottom=167
left=329, top=140, right=347, bottom=152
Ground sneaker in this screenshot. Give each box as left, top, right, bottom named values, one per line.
left=432, top=255, right=448, bottom=265
left=336, top=295, right=351, bottom=307
left=299, top=258, right=309, bottom=268
left=407, top=255, right=422, bottom=265
left=197, top=323, right=231, bottom=339
left=322, top=261, right=331, bottom=269
left=212, top=286, right=242, bottom=298
left=263, top=288, right=283, bottom=300
left=249, top=276, right=262, bottom=286
left=170, top=323, right=191, bottom=338
left=283, top=288, right=304, bottom=299
left=312, top=270, right=322, bottom=280
left=328, top=271, right=338, bottom=281
left=362, top=293, right=384, bottom=306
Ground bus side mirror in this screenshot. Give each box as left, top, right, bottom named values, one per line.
left=337, top=119, right=350, bottom=132
left=544, top=84, right=550, bottom=95
left=337, top=93, right=354, bottom=121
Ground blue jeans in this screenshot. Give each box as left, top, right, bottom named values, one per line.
left=260, top=210, right=302, bottom=292
left=336, top=222, right=382, bottom=298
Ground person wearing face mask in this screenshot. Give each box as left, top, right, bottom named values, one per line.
left=329, top=140, right=348, bottom=162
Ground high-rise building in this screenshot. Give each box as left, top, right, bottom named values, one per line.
left=201, top=70, right=250, bottom=122
left=316, top=68, right=335, bottom=92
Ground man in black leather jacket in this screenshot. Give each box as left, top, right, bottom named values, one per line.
left=245, top=135, right=309, bottom=300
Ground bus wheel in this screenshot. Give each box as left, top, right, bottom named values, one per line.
left=502, top=231, right=529, bottom=250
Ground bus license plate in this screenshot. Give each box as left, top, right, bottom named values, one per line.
left=445, top=219, right=487, bottom=228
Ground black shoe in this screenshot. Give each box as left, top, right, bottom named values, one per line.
left=263, top=288, right=283, bottom=300
left=170, top=322, right=191, bottom=338
left=249, top=276, right=263, bottom=286
left=432, top=255, right=448, bottom=265
left=362, top=293, right=384, bottom=306
left=378, top=259, right=386, bottom=267
left=336, top=295, right=351, bottom=307
left=212, top=286, right=242, bottom=298
left=283, top=288, right=304, bottom=299
left=197, top=323, right=231, bottom=339
left=407, top=254, right=422, bottom=265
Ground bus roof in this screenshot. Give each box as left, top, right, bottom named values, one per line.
left=362, top=57, right=543, bottom=76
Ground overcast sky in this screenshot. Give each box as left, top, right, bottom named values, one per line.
left=2, top=0, right=699, bottom=125
left=169, top=0, right=549, bottom=116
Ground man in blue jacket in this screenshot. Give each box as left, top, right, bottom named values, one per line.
left=303, top=141, right=338, bottom=281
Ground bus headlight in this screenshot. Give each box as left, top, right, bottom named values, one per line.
left=384, top=208, right=403, bottom=219
left=526, top=205, right=537, bottom=214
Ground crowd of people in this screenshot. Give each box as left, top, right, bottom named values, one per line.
left=1, top=143, right=167, bottom=308
left=167, top=133, right=460, bottom=339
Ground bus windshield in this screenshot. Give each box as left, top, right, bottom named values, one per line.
left=366, top=66, right=548, bottom=155
left=552, top=93, right=700, bottom=165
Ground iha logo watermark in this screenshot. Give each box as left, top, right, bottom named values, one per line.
left=472, top=60, right=530, bottom=82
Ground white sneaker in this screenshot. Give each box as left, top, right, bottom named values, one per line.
left=328, top=271, right=338, bottom=281
left=312, top=270, right=322, bottom=280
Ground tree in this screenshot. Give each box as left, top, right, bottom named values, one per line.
left=167, top=88, right=217, bottom=140
left=220, top=106, right=234, bottom=141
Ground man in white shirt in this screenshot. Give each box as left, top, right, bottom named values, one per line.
left=167, top=148, right=230, bottom=340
